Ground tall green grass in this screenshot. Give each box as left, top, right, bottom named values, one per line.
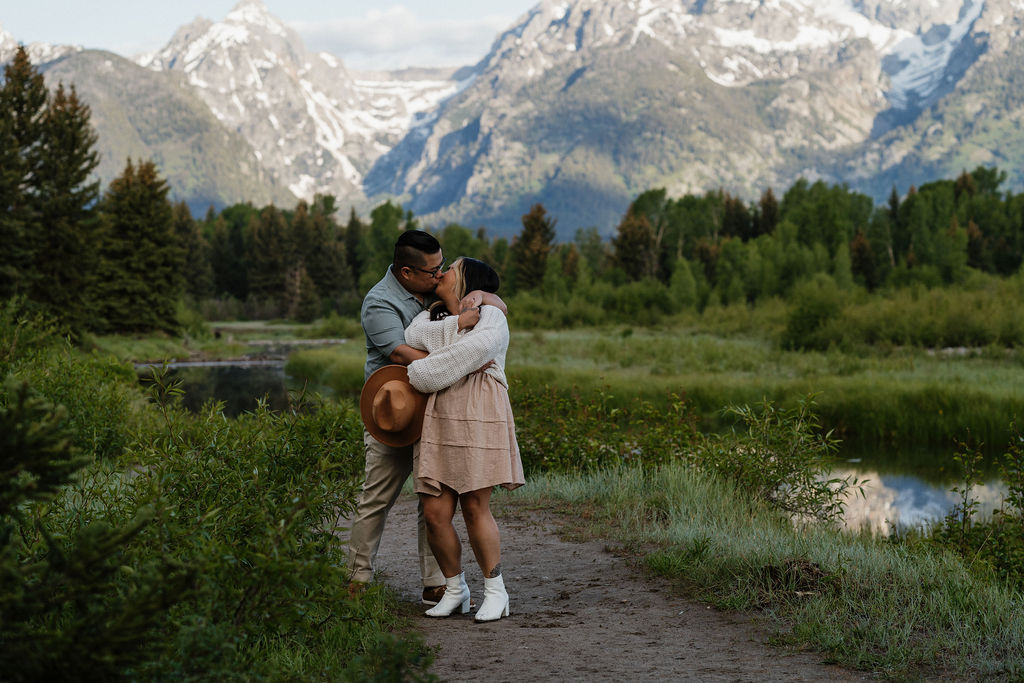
left=509, top=465, right=1024, bottom=679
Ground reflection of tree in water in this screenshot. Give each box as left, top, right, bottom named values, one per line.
left=164, top=366, right=292, bottom=418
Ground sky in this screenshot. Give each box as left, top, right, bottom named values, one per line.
left=1, top=0, right=538, bottom=70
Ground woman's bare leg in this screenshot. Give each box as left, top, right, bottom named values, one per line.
left=420, top=486, right=462, bottom=577
left=459, top=487, right=501, bottom=576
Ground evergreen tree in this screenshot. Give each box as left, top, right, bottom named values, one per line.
left=612, top=209, right=657, bottom=281
left=757, top=187, right=779, bottom=237
left=93, top=160, right=182, bottom=333
left=298, top=199, right=352, bottom=312
left=509, top=204, right=556, bottom=292
left=0, top=48, right=48, bottom=301
left=0, top=109, right=22, bottom=298
left=173, top=201, right=214, bottom=301
left=208, top=211, right=249, bottom=300
left=28, top=84, right=100, bottom=331
left=850, top=229, right=879, bottom=291
left=246, top=205, right=292, bottom=305
left=344, top=207, right=365, bottom=286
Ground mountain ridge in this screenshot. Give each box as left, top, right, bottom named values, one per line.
left=4, top=0, right=1024, bottom=238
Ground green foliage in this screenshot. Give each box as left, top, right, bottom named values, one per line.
left=1, top=49, right=100, bottom=333
left=0, top=379, right=189, bottom=682
left=93, top=159, right=182, bottom=334
left=513, top=382, right=697, bottom=474
left=1, top=306, right=431, bottom=680
left=509, top=203, right=556, bottom=292
left=781, top=274, right=846, bottom=350
left=696, top=396, right=863, bottom=524
left=931, top=431, right=1024, bottom=591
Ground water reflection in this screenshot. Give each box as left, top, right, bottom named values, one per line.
left=837, top=467, right=1008, bottom=535
left=139, top=362, right=295, bottom=418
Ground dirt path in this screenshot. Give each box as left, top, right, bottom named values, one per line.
left=356, top=493, right=871, bottom=682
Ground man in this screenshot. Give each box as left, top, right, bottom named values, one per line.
left=349, top=230, right=505, bottom=603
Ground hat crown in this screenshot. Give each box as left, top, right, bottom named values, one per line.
left=372, top=381, right=413, bottom=432
left=359, top=365, right=428, bottom=447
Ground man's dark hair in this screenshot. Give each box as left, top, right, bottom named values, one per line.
left=394, top=230, right=441, bottom=269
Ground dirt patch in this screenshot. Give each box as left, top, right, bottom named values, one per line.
left=356, top=493, right=872, bottom=682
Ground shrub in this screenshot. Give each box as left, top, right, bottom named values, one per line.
left=695, top=396, right=863, bottom=525
left=781, top=274, right=845, bottom=350
left=513, top=382, right=698, bottom=474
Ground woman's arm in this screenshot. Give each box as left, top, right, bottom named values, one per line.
left=406, top=308, right=509, bottom=394
left=404, top=310, right=461, bottom=352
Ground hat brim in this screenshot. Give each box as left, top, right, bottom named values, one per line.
left=360, top=365, right=428, bottom=447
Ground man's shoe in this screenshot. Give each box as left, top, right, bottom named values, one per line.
left=421, top=584, right=446, bottom=605
left=348, top=582, right=368, bottom=599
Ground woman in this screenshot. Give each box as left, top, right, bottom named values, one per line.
left=404, top=256, right=524, bottom=622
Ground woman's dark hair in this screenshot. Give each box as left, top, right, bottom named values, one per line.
left=429, top=257, right=500, bottom=320
left=459, top=257, right=500, bottom=295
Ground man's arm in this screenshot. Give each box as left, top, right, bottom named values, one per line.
left=389, top=343, right=428, bottom=365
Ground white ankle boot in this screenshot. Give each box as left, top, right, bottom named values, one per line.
left=425, top=572, right=470, bottom=617
left=474, top=574, right=510, bottom=622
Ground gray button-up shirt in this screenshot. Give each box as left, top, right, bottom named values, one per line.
left=361, top=266, right=434, bottom=380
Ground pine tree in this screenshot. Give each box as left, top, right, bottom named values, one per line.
left=612, top=209, right=657, bottom=281
left=93, top=160, right=182, bottom=333
left=510, top=204, right=556, bottom=292
left=0, top=111, right=22, bottom=298
left=303, top=201, right=352, bottom=307
left=0, top=48, right=48, bottom=301
left=28, top=84, right=101, bottom=331
left=344, top=207, right=365, bottom=285
left=246, top=204, right=292, bottom=305
left=173, top=201, right=214, bottom=301
left=757, top=187, right=779, bottom=237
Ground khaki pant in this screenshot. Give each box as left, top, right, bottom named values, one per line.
left=347, top=429, right=443, bottom=587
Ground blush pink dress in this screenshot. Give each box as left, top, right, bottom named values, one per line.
left=405, top=306, right=524, bottom=495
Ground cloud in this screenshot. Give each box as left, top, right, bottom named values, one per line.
left=290, top=6, right=515, bottom=70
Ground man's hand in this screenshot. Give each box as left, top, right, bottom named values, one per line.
left=460, top=291, right=483, bottom=312
left=462, top=290, right=508, bottom=315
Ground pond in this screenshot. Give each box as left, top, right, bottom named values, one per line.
left=145, top=362, right=1009, bottom=534
left=138, top=361, right=297, bottom=418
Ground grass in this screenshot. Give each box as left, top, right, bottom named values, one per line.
left=505, top=465, right=1024, bottom=679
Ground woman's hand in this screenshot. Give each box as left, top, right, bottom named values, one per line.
left=457, top=306, right=481, bottom=331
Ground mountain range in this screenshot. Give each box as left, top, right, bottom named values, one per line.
left=3, top=0, right=1023, bottom=239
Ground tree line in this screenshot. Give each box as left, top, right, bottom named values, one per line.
left=4, top=46, right=1023, bottom=335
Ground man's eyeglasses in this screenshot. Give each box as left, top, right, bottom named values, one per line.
left=411, top=259, right=446, bottom=277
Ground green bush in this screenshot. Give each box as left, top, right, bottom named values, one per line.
left=781, top=274, right=846, bottom=350
left=695, top=396, right=863, bottom=525
left=512, top=381, right=698, bottom=474
left=931, top=431, right=1024, bottom=591
left=0, top=379, right=189, bottom=681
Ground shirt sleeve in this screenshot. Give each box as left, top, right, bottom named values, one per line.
left=406, top=307, right=509, bottom=394
left=362, top=299, right=409, bottom=362
left=405, top=311, right=461, bottom=352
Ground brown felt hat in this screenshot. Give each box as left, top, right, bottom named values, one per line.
left=359, top=365, right=428, bottom=447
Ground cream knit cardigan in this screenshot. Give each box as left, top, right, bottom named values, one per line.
left=405, top=305, right=509, bottom=394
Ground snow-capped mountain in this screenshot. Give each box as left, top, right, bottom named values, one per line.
left=0, top=22, right=81, bottom=65
left=6, top=0, right=1024, bottom=236
left=368, top=0, right=1023, bottom=235
left=137, top=0, right=464, bottom=204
